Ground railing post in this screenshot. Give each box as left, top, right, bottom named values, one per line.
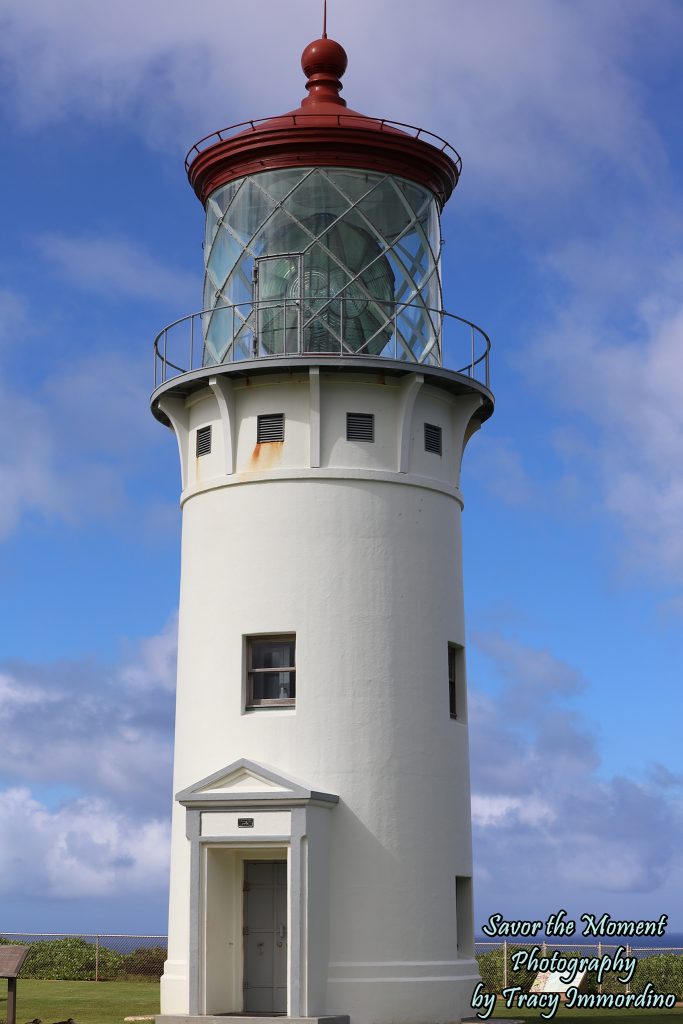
left=190, top=314, right=195, bottom=370
left=163, top=330, right=168, bottom=383
left=470, top=325, right=474, bottom=378
left=95, top=934, right=100, bottom=982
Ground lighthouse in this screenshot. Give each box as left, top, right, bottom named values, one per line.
left=151, top=26, right=493, bottom=1024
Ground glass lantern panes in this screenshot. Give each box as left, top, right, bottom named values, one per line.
left=202, top=167, right=442, bottom=366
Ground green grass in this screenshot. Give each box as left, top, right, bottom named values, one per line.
left=0, top=979, right=159, bottom=1024
left=489, top=1000, right=683, bottom=1021
left=3, top=981, right=682, bottom=1024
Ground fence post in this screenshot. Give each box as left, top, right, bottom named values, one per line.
left=626, top=944, right=631, bottom=995
left=95, top=935, right=100, bottom=982
left=503, top=939, right=508, bottom=990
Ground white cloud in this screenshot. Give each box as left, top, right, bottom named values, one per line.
left=470, top=633, right=683, bottom=917
left=35, top=233, right=199, bottom=306
left=0, top=787, right=169, bottom=900
left=0, top=1, right=677, bottom=204
left=527, top=257, right=683, bottom=584
left=0, top=379, right=74, bottom=537
left=0, top=288, right=28, bottom=347
left=119, top=614, right=178, bottom=693
left=0, top=618, right=176, bottom=815
left=0, top=325, right=167, bottom=539
left=0, top=618, right=176, bottom=905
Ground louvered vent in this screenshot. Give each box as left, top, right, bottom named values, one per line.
left=257, top=413, right=285, bottom=443
left=196, top=425, right=212, bottom=457
left=346, top=413, right=375, bottom=442
left=424, top=422, right=442, bottom=455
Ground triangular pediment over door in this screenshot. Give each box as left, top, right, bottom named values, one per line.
left=176, top=757, right=338, bottom=808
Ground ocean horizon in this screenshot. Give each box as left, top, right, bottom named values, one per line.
left=476, top=931, right=683, bottom=952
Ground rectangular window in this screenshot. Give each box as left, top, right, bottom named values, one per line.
left=257, top=413, right=285, bottom=443
left=246, top=635, right=295, bottom=708
left=448, top=644, right=466, bottom=721
left=424, top=422, right=442, bottom=455
left=346, top=412, right=374, bottom=442
left=196, top=424, right=212, bottom=456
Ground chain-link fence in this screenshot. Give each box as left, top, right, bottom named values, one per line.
left=0, top=933, right=167, bottom=982
left=475, top=940, right=683, bottom=999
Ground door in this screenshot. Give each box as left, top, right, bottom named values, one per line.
left=255, top=255, right=302, bottom=356
left=243, top=860, right=287, bottom=1013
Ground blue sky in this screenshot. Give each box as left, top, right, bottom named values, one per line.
left=0, top=0, right=681, bottom=936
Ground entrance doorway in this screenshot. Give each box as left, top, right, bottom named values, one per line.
left=243, top=860, right=287, bottom=1013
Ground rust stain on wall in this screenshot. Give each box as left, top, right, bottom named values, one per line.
left=249, top=441, right=283, bottom=470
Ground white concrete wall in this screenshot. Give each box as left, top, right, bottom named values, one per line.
left=160, top=368, right=482, bottom=1022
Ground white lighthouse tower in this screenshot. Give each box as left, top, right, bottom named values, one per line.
left=152, top=28, right=492, bottom=1024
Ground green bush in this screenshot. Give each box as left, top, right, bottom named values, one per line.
left=21, top=937, right=125, bottom=981
left=122, top=945, right=167, bottom=979
left=632, top=953, right=683, bottom=1001
left=475, top=944, right=537, bottom=993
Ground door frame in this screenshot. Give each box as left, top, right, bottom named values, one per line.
left=177, top=758, right=338, bottom=1018
left=254, top=253, right=304, bottom=356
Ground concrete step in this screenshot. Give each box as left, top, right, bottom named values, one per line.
left=156, top=1017, right=350, bottom=1024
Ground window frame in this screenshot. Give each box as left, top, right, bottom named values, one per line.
left=245, top=633, right=296, bottom=709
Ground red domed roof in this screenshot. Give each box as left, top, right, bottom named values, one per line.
left=186, top=36, right=461, bottom=207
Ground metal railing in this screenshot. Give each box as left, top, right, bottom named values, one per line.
left=185, top=114, right=462, bottom=177
left=153, top=298, right=490, bottom=391
left=0, top=932, right=167, bottom=982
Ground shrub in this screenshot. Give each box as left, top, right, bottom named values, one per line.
left=122, top=945, right=167, bottom=979
left=21, top=937, right=125, bottom=981
left=632, top=954, right=683, bottom=1001
left=476, top=944, right=537, bottom=993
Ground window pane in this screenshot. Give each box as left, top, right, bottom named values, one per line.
left=250, top=639, right=294, bottom=670
left=252, top=670, right=294, bottom=701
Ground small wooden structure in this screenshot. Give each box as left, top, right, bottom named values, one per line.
left=0, top=945, right=30, bottom=1024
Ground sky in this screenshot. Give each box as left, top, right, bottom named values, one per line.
left=0, top=0, right=681, bottom=938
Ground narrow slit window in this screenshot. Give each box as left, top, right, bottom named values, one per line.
left=424, top=422, right=442, bottom=455
left=346, top=412, right=374, bottom=442
left=455, top=875, right=474, bottom=957
left=448, top=644, right=466, bottom=722
left=257, top=413, right=285, bottom=443
left=196, top=425, right=212, bottom=457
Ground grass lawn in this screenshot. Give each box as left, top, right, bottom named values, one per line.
left=0, top=979, right=159, bottom=1024
left=488, top=999, right=683, bottom=1021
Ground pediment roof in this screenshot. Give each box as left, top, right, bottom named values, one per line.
left=176, top=758, right=338, bottom=808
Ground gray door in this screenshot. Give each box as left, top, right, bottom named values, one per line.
left=244, top=860, right=287, bottom=1013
